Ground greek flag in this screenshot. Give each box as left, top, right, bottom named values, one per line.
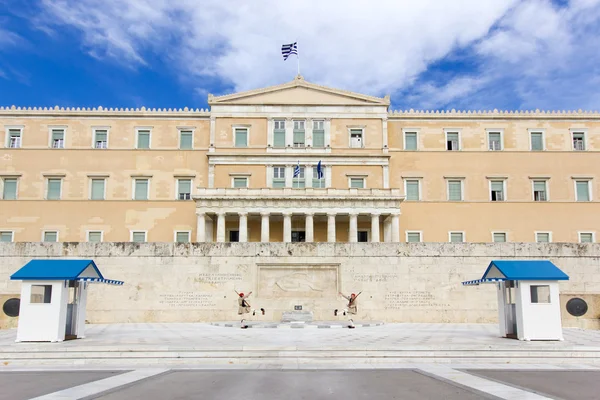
left=282, top=42, right=298, bottom=60
left=293, top=161, right=301, bottom=177
left=316, top=160, right=324, bottom=179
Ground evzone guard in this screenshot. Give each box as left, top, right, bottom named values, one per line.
left=235, top=290, right=265, bottom=329
left=335, top=291, right=362, bottom=329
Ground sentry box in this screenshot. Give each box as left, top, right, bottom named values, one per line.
left=10, top=259, right=123, bottom=342
left=462, top=260, right=569, bottom=341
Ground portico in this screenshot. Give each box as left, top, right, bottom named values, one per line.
left=194, top=188, right=403, bottom=243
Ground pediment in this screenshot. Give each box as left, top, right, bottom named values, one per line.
left=208, top=76, right=389, bottom=106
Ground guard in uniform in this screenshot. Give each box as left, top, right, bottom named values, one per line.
left=236, top=291, right=265, bottom=329
left=335, top=292, right=361, bottom=328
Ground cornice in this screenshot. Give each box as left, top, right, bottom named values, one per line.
left=0, top=105, right=210, bottom=118
left=388, top=108, right=600, bottom=119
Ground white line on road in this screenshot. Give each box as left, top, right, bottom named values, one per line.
left=418, top=366, right=554, bottom=400
left=29, top=368, right=170, bottom=400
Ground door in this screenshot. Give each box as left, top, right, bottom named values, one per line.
left=65, top=281, right=80, bottom=338
left=503, top=281, right=517, bottom=338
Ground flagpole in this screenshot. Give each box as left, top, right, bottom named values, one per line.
left=296, top=42, right=300, bottom=76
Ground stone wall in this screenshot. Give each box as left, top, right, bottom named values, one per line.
left=1, top=243, right=599, bottom=328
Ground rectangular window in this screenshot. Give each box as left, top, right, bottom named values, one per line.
left=179, top=130, right=193, bottom=149
left=136, top=129, right=150, bottom=149
left=530, top=132, right=544, bottom=151
left=134, top=179, right=149, bottom=200
left=312, top=166, right=326, bottom=188
left=446, top=132, right=459, bottom=150
left=94, top=130, right=108, bottom=148
left=488, top=132, right=502, bottom=151
left=90, top=179, right=105, bottom=200
left=405, top=180, right=420, bottom=201
left=8, top=129, right=22, bottom=148
left=2, top=178, right=17, bottom=200
left=293, top=120, right=305, bottom=147
left=51, top=129, right=65, bottom=148
left=533, top=180, right=547, bottom=201
left=579, top=232, right=594, bottom=243
left=292, top=167, right=305, bottom=188
left=447, top=180, right=463, bottom=201
left=0, top=231, right=13, bottom=242
left=404, top=132, right=417, bottom=150
left=43, top=231, right=58, bottom=242
left=493, top=232, right=506, bottom=242
left=530, top=285, right=551, bottom=303
left=573, top=132, right=586, bottom=150
left=273, top=120, right=285, bottom=148
left=229, top=230, right=239, bottom=242
left=175, top=231, right=190, bottom=243
left=406, top=232, right=421, bottom=243
left=87, top=231, right=103, bottom=242
left=449, top=232, right=464, bottom=242
left=234, top=128, right=248, bottom=147
left=536, top=232, right=550, bottom=243
left=350, top=177, right=365, bottom=189
left=490, top=181, right=505, bottom=201
left=272, top=167, right=285, bottom=188
left=132, top=231, right=146, bottom=243
left=233, top=177, right=248, bottom=188
left=30, top=285, right=52, bottom=304
left=350, top=129, right=363, bottom=148
left=47, top=178, right=62, bottom=200
left=291, top=231, right=306, bottom=243
left=313, top=120, right=325, bottom=148
left=576, top=180, right=590, bottom=201
left=177, top=179, right=191, bottom=200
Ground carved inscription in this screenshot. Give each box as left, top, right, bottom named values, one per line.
left=159, top=292, right=217, bottom=308
left=196, top=273, right=243, bottom=284
left=353, top=273, right=398, bottom=282
left=385, top=291, right=450, bottom=309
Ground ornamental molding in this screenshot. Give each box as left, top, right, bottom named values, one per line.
left=388, top=108, right=600, bottom=119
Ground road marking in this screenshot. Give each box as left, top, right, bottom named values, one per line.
left=29, top=368, right=170, bottom=400
left=419, top=366, right=553, bottom=400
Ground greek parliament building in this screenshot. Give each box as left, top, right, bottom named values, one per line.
left=0, top=75, right=598, bottom=244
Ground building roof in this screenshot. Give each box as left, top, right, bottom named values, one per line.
left=10, top=259, right=124, bottom=285
left=462, top=260, right=569, bottom=286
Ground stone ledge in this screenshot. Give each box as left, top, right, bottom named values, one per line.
left=210, top=321, right=384, bottom=329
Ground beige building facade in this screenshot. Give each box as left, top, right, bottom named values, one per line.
left=1, top=75, right=599, bottom=244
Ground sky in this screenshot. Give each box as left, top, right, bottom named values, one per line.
left=1, top=0, right=600, bottom=111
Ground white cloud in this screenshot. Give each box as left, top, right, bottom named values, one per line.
left=0, top=27, right=24, bottom=49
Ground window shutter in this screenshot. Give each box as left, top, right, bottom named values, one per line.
left=88, top=232, right=102, bottom=242
left=533, top=181, right=546, bottom=192
left=3, top=178, right=17, bottom=199
left=580, top=233, right=593, bottom=243
left=313, top=131, right=325, bottom=147
left=350, top=178, right=364, bottom=188
left=537, top=233, right=549, bottom=242
left=293, top=130, right=305, bottom=145
left=91, top=179, right=105, bottom=200
left=531, top=133, right=543, bottom=150
left=95, top=131, right=107, bottom=142
left=235, top=129, right=247, bottom=147
left=137, top=131, right=150, bottom=148
left=44, top=232, right=58, bottom=242
left=450, top=233, right=463, bottom=242
left=576, top=181, right=589, bottom=201
left=47, top=179, right=61, bottom=199
left=233, top=178, right=247, bottom=188
left=491, top=181, right=504, bottom=191
left=493, top=233, right=506, bottom=242
left=180, top=131, right=193, bottom=149
left=0, top=232, right=12, bottom=242
left=52, top=130, right=64, bottom=141
left=178, top=179, right=191, bottom=194
left=273, top=131, right=285, bottom=147
left=448, top=181, right=462, bottom=200
left=135, top=180, right=148, bottom=200
left=132, top=232, right=146, bottom=242
left=407, top=233, right=420, bottom=243
left=176, top=232, right=189, bottom=243
left=405, top=133, right=417, bottom=150
left=406, top=181, right=419, bottom=200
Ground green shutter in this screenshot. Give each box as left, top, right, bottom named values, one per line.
left=531, top=133, right=543, bottom=150
left=273, top=131, right=285, bottom=147
left=491, top=181, right=503, bottom=191
left=135, top=179, right=148, bottom=200
left=132, top=232, right=146, bottom=242
left=233, top=178, right=247, bottom=188
left=137, top=131, right=150, bottom=148
left=52, top=129, right=64, bottom=141
left=3, top=178, right=17, bottom=200
left=44, top=231, right=58, bottom=242
left=350, top=178, right=364, bottom=188
left=176, top=232, right=189, bottom=243
left=580, top=233, right=593, bottom=243
left=537, top=233, right=549, bottom=243
left=293, top=130, right=305, bottom=146
left=493, top=233, right=506, bottom=242
left=450, top=233, right=463, bottom=242
left=91, top=179, right=105, bottom=200
left=47, top=179, right=61, bottom=200
left=180, top=131, right=193, bottom=149
left=448, top=181, right=462, bottom=201
left=405, top=133, right=417, bottom=150
left=447, top=133, right=458, bottom=141
left=95, top=131, right=107, bottom=141
left=235, top=129, right=247, bottom=147
left=88, top=232, right=102, bottom=242
left=313, top=130, right=325, bottom=148
left=178, top=179, right=191, bottom=195
left=406, top=181, right=419, bottom=200
left=576, top=181, right=590, bottom=201
left=407, top=233, right=420, bottom=243
left=533, top=181, right=546, bottom=192
left=0, top=232, right=13, bottom=242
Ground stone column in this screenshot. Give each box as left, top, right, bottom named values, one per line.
left=283, top=212, right=292, bottom=242
left=383, top=217, right=391, bottom=242
left=196, top=211, right=206, bottom=242
left=216, top=212, right=226, bottom=242
left=260, top=212, right=270, bottom=242
left=239, top=212, right=248, bottom=242
left=348, top=213, right=358, bottom=243
left=391, top=213, right=400, bottom=242
left=327, top=213, right=336, bottom=243
left=305, top=213, right=314, bottom=242
left=370, top=213, right=380, bottom=243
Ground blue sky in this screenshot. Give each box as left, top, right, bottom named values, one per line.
left=1, top=0, right=600, bottom=111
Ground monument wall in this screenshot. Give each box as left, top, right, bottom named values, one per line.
left=0, top=242, right=599, bottom=328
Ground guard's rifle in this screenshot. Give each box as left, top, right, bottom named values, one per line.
left=234, top=290, right=251, bottom=308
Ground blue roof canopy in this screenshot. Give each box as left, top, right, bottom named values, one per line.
left=462, top=260, right=569, bottom=286
left=10, top=259, right=124, bottom=285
